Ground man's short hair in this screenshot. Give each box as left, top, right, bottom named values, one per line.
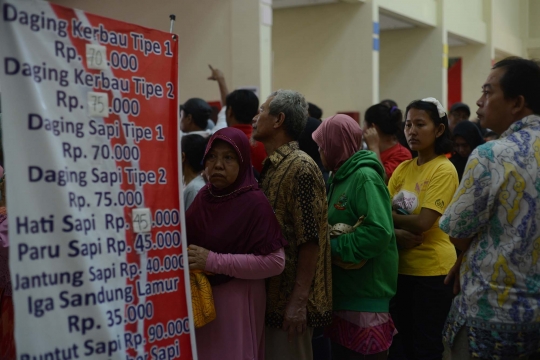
left=268, top=90, right=308, bottom=140
left=492, top=57, right=540, bottom=115
left=450, top=102, right=471, bottom=118
left=180, top=98, right=212, bottom=130
left=181, top=134, right=208, bottom=172
left=225, top=90, right=259, bottom=124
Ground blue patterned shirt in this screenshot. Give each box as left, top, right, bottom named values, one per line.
left=439, top=115, right=540, bottom=359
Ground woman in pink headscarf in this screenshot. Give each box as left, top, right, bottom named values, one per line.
left=312, top=115, right=398, bottom=359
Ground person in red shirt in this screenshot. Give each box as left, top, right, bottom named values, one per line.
left=224, top=90, right=267, bottom=174
left=363, top=104, right=412, bottom=182
left=208, top=66, right=267, bottom=174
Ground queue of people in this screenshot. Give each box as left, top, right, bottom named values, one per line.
left=1, top=57, right=539, bottom=360
left=182, top=57, right=540, bottom=360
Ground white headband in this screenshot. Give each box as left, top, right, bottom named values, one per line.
left=421, top=97, right=446, bottom=118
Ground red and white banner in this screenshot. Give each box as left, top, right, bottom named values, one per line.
left=0, top=0, right=194, bottom=358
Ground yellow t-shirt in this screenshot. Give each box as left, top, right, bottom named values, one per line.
left=388, top=155, right=458, bottom=276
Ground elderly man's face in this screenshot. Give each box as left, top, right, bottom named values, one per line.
left=252, top=96, right=277, bottom=142
left=476, top=67, right=515, bottom=134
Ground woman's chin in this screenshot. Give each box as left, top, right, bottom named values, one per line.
left=210, top=180, right=228, bottom=189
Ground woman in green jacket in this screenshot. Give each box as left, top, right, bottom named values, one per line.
left=313, top=114, right=398, bottom=360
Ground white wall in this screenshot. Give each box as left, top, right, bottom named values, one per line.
left=273, top=1, right=376, bottom=117
left=377, top=0, right=437, bottom=26
left=380, top=27, right=445, bottom=110
left=446, top=0, right=486, bottom=44
left=448, top=45, right=491, bottom=114
left=530, top=0, right=540, bottom=38
left=492, top=0, right=524, bottom=56
left=49, top=0, right=271, bottom=104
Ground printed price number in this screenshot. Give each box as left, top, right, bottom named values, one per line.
left=133, top=208, right=152, bottom=233
left=148, top=317, right=190, bottom=343
left=135, top=230, right=182, bottom=253
left=155, top=231, right=182, bottom=249
left=110, top=97, right=140, bottom=117
left=106, top=309, right=123, bottom=327
left=146, top=254, right=184, bottom=274
left=95, top=190, right=144, bottom=207
left=88, top=92, right=109, bottom=117
left=110, top=50, right=138, bottom=72
left=154, top=209, right=180, bottom=227
left=106, top=302, right=154, bottom=328
left=92, top=143, right=140, bottom=161
left=86, top=44, right=108, bottom=70
left=134, top=233, right=152, bottom=252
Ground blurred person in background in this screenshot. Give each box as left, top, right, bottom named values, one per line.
left=298, top=117, right=329, bottom=184
left=483, top=130, right=499, bottom=141
left=447, top=102, right=470, bottom=133
left=180, top=97, right=213, bottom=137
left=182, top=134, right=208, bottom=210
left=208, top=65, right=267, bottom=174
left=308, top=102, right=323, bottom=120
left=363, top=104, right=412, bottom=182
left=449, top=121, right=485, bottom=181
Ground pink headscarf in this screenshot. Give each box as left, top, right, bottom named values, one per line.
left=312, top=114, right=363, bottom=172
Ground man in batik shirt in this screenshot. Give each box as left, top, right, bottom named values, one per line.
left=252, top=89, right=332, bottom=360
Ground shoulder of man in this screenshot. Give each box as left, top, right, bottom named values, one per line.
left=288, top=149, right=325, bottom=179
left=469, top=138, right=513, bottom=164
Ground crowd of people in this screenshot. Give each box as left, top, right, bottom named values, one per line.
left=1, top=57, right=540, bottom=360
left=182, top=57, right=540, bottom=360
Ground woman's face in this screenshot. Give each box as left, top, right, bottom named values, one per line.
left=318, top=147, right=329, bottom=170
left=404, top=108, right=444, bottom=153
left=204, top=140, right=240, bottom=189
left=453, top=135, right=472, bottom=158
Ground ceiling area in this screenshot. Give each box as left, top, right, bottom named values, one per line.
left=379, top=13, right=415, bottom=30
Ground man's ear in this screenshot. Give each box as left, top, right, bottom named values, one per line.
left=181, top=152, right=186, bottom=163
left=273, top=112, right=286, bottom=129
left=511, top=95, right=527, bottom=115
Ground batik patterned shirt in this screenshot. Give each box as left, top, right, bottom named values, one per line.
left=439, top=115, right=540, bottom=359
left=260, top=142, right=332, bottom=328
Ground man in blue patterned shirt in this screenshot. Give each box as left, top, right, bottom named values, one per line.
left=440, top=58, right=540, bottom=359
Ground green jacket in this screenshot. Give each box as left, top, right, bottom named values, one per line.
left=328, top=151, right=398, bottom=313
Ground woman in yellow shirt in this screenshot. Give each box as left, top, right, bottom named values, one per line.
left=387, top=98, right=458, bottom=360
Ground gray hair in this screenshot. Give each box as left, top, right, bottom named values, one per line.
left=268, top=89, right=308, bottom=140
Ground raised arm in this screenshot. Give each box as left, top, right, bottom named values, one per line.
left=207, top=65, right=229, bottom=106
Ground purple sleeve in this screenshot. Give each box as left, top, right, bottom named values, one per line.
left=205, top=248, right=285, bottom=279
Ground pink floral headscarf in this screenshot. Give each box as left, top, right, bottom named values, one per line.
left=312, top=114, right=363, bottom=172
